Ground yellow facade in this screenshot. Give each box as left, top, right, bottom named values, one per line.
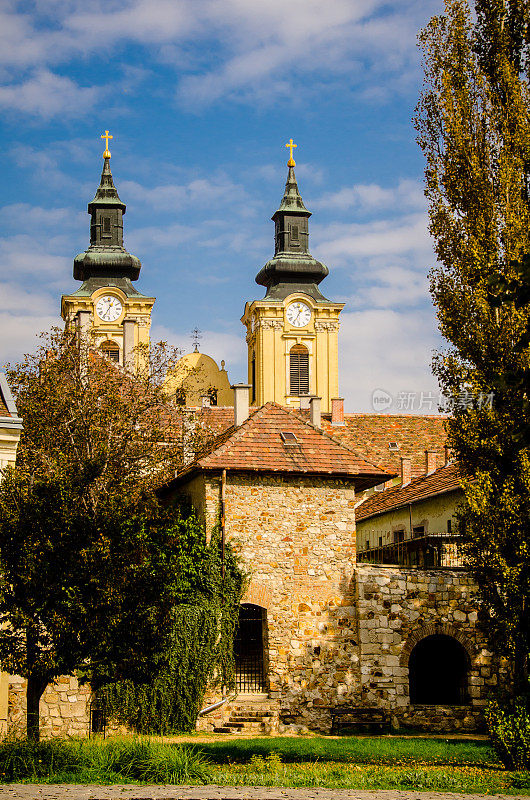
left=61, top=286, right=155, bottom=373
left=242, top=293, right=344, bottom=414
left=164, top=350, right=232, bottom=406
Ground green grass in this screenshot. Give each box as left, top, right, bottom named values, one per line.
left=194, top=734, right=495, bottom=765
left=1, top=734, right=530, bottom=794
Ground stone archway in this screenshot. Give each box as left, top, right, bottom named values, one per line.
left=409, top=634, right=470, bottom=704
left=401, top=624, right=474, bottom=706
left=400, top=623, right=475, bottom=667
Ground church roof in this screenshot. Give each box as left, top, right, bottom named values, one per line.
left=355, top=461, right=463, bottom=522
left=319, top=413, right=448, bottom=480
left=165, top=402, right=392, bottom=490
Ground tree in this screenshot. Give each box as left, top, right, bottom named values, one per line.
left=415, top=0, right=530, bottom=691
left=0, top=329, right=241, bottom=739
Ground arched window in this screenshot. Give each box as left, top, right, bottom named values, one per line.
left=409, top=634, right=470, bottom=704
left=100, top=340, right=120, bottom=363
left=289, top=344, right=309, bottom=396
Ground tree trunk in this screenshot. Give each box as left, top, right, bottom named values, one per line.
left=26, top=673, right=46, bottom=742
left=25, top=628, right=47, bottom=742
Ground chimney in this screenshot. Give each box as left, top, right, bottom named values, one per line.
left=425, top=449, right=437, bottom=475
left=299, top=396, right=311, bottom=411
left=309, top=396, right=321, bottom=428
left=331, top=397, right=345, bottom=426
left=444, top=444, right=451, bottom=466
left=400, top=457, right=412, bottom=486
left=201, top=395, right=211, bottom=408
left=232, top=383, right=251, bottom=427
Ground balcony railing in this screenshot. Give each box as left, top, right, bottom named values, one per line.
left=357, top=533, right=464, bottom=568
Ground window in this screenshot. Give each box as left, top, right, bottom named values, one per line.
left=413, top=525, right=425, bottom=538
left=290, top=224, right=299, bottom=244
left=365, top=540, right=370, bottom=551
left=378, top=536, right=383, bottom=547
left=280, top=431, right=299, bottom=445
left=447, top=519, right=452, bottom=533
left=289, top=344, right=309, bottom=395
left=251, top=352, right=256, bottom=403
left=389, top=441, right=399, bottom=451
left=100, top=340, right=120, bottom=362
left=393, top=529, right=405, bottom=543
left=102, top=216, right=111, bottom=235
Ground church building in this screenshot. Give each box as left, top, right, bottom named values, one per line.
left=4, top=136, right=501, bottom=737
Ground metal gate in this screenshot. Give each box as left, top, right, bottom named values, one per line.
left=234, top=604, right=266, bottom=692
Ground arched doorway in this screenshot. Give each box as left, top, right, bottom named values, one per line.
left=234, top=604, right=267, bottom=693
left=409, top=634, right=470, bottom=704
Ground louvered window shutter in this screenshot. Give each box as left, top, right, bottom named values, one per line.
left=290, top=346, right=309, bottom=395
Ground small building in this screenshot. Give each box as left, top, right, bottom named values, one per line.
left=356, top=458, right=464, bottom=568
left=162, top=387, right=391, bottom=732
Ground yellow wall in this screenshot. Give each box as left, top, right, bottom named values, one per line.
left=241, top=293, right=344, bottom=414
left=61, top=286, right=155, bottom=373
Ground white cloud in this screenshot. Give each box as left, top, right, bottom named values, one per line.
left=0, top=281, right=60, bottom=366
left=121, top=175, right=249, bottom=212
left=315, top=212, right=432, bottom=267
left=312, top=178, right=425, bottom=213
left=339, top=307, right=440, bottom=412
left=0, top=0, right=441, bottom=111
left=0, top=69, right=100, bottom=118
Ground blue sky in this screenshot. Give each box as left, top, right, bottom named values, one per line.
left=0, top=0, right=445, bottom=411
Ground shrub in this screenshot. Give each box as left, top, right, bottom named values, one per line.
left=486, top=696, right=530, bottom=769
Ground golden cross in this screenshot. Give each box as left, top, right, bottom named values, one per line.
left=285, top=138, right=297, bottom=167
left=101, top=130, right=113, bottom=158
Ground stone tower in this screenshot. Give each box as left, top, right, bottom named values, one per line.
left=61, top=134, right=155, bottom=371
left=241, top=143, right=344, bottom=414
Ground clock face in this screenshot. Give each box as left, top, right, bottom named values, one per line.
left=95, top=295, right=123, bottom=322
left=286, top=301, right=311, bottom=328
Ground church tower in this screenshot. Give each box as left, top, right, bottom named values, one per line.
left=61, top=132, right=155, bottom=370
left=242, top=141, right=344, bottom=414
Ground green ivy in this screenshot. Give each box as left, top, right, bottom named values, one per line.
left=97, top=513, right=245, bottom=734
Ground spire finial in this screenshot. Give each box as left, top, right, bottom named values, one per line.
left=191, top=327, right=202, bottom=353
left=285, top=138, right=297, bottom=167
left=101, top=129, right=113, bottom=159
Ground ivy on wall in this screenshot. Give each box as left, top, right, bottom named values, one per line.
left=96, top=513, right=245, bottom=733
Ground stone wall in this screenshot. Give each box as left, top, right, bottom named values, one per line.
left=8, top=675, right=91, bottom=738
left=355, top=565, right=503, bottom=731
left=193, top=472, right=360, bottom=733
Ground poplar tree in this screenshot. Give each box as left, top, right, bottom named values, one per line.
left=415, top=0, right=530, bottom=691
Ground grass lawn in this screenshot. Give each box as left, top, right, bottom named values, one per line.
left=1, top=734, right=529, bottom=794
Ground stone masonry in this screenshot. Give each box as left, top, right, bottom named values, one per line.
left=8, top=675, right=91, bottom=738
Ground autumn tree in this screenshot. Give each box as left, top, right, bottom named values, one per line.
left=415, top=0, right=530, bottom=691
left=0, top=329, right=241, bottom=739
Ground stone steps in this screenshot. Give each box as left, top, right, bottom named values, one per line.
left=212, top=697, right=280, bottom=735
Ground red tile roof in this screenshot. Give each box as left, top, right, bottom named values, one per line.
left=320, top=413, right=448, bottom=479
left=355, top=461, right=463, bottom=521
left=166, top=402, right=393, bottom=490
